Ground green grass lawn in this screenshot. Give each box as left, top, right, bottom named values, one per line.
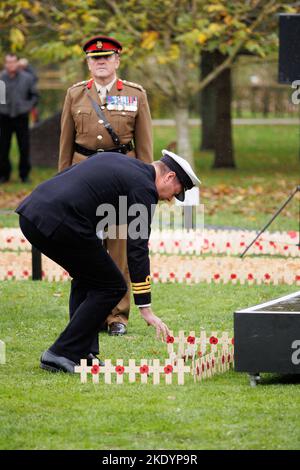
left=1, top=125, right=299, bottom=231
left=1, top=281, right=299, bottom=450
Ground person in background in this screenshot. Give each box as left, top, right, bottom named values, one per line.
left=18, top=58, right=39, bottom=124
left=58, top=36, right=153, bottom=337
left=0, top=53, right=39, bottom=183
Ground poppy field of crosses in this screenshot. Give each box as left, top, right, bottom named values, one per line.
left=0, top=228, right=299, bottom=285
left=0, top=227, right=297, bottom=382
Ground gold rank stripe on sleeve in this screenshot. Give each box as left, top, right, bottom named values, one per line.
left=132, top=276, right=151, bottom=295
left=131, top=281, right=151, bottom=288
left=132, top=287, right=151, bottom=295
left=132, top=285, right=151, bottom=292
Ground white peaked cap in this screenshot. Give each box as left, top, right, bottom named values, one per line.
left=161, top=149, right=201, bottom=201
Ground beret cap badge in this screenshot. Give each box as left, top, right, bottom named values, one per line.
left=96, top=41, right=103, bottom=49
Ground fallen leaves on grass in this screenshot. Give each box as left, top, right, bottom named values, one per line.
left=0, top=189, right=31, bottom=209
left=201, top=181, right=299, bottom=217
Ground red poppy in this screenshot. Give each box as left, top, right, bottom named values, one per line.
left=231, top=337, right=234, bottom=345
left=209, top=336, right=218, bottom=345
left=226, top=242, right=231, bottom=248
left=6, top=238, right=12, bottom=243
left=7, top=270, right=13, bottom=276
left=248, top=273, right=254, bottom=280
left=140, top=365, right=149, bottom=374
left=23, top=270, right=29, bottom=276
left=166, top=335, right=175, bottom=344
left=174, top=241, right=179, bottom=247
left=230, top=273, right=237, bottom=280
left=169, top=272, right=175, bottom=279
left=255, top=241, right=260, bottom=246
left=185, top=272, right=191, bottom=279
left=284, top=245, right=288, bottom=251
left=295, top=275, right=300, bottom=281
left=153, top=272, right=159, bottom=278
left=160, top=241, right=164, bottom=247
left=20, top=238, right=26, bottom=243
left=240, top=242, right=245, bottom=247
left=187, top=336, right=195, bottom=344
left=264, top=273, right=271, bottom=280
left=214, top=273, right=220, bottom=280
left=115, top=366, right=125, bottom=375
left=288, top=231, right=297, bottom=239
left=164, top=365, right=173, bottom=374
left=91, top=365, right=100, bottom=374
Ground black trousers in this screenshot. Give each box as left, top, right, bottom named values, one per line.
left=19, top=215, right=127, bottom=362
left=0, top=113, right=31, bottom=180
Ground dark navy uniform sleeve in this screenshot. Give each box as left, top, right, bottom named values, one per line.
left=126, top=187, right=157, bottom=306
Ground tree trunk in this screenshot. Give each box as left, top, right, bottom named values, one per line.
left=174, top=106, right=194, bottom=168
left=200, top=51, right=216, bottom=150
left=213, top=52, right=236, bottom=168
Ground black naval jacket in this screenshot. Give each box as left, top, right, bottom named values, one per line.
left=15, top=153, right=158, bottom=305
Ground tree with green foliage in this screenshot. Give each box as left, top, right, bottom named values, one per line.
left=0, top=0, right=297, bottom=167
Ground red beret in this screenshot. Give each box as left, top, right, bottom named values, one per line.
left=83, top=36, right=122, bottom=57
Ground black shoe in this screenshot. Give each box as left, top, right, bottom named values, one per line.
left=21, top=176, right=31, bottom=183
left=86, top=353, right=105, bottom=367
left=40, top=349, right=77, bottom=373
left=108, top=322, right=127, bottom=336
left=98, top=322, right=108, bottom=332
left=0, top=176, right=9, bottom=184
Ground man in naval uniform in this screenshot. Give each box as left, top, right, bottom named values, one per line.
left=58, top=35, right=153, bottom=337
left=16, top=150, right=201, bottom=373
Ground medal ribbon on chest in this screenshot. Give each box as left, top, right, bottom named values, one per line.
left=106, top=95, right=138, bottom=111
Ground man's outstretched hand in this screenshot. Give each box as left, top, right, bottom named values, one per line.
left=139, top=306, right=170, bottom=341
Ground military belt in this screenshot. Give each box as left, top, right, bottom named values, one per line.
left=74, top=142, right=134, bottom=157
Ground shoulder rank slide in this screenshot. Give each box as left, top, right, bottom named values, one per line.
left=71, top=80, right=89, bottom=89
left=122, top=80, right=145, bottom=93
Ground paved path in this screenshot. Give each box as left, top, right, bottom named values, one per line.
left=152, top=118, right=299, bottom=126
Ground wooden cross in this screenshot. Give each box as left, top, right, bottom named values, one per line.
left=0, top=340, right=5, bottom=364
left=176, top=358, right=190, bottom=385
left=74, top=359, right=90, bottom=383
